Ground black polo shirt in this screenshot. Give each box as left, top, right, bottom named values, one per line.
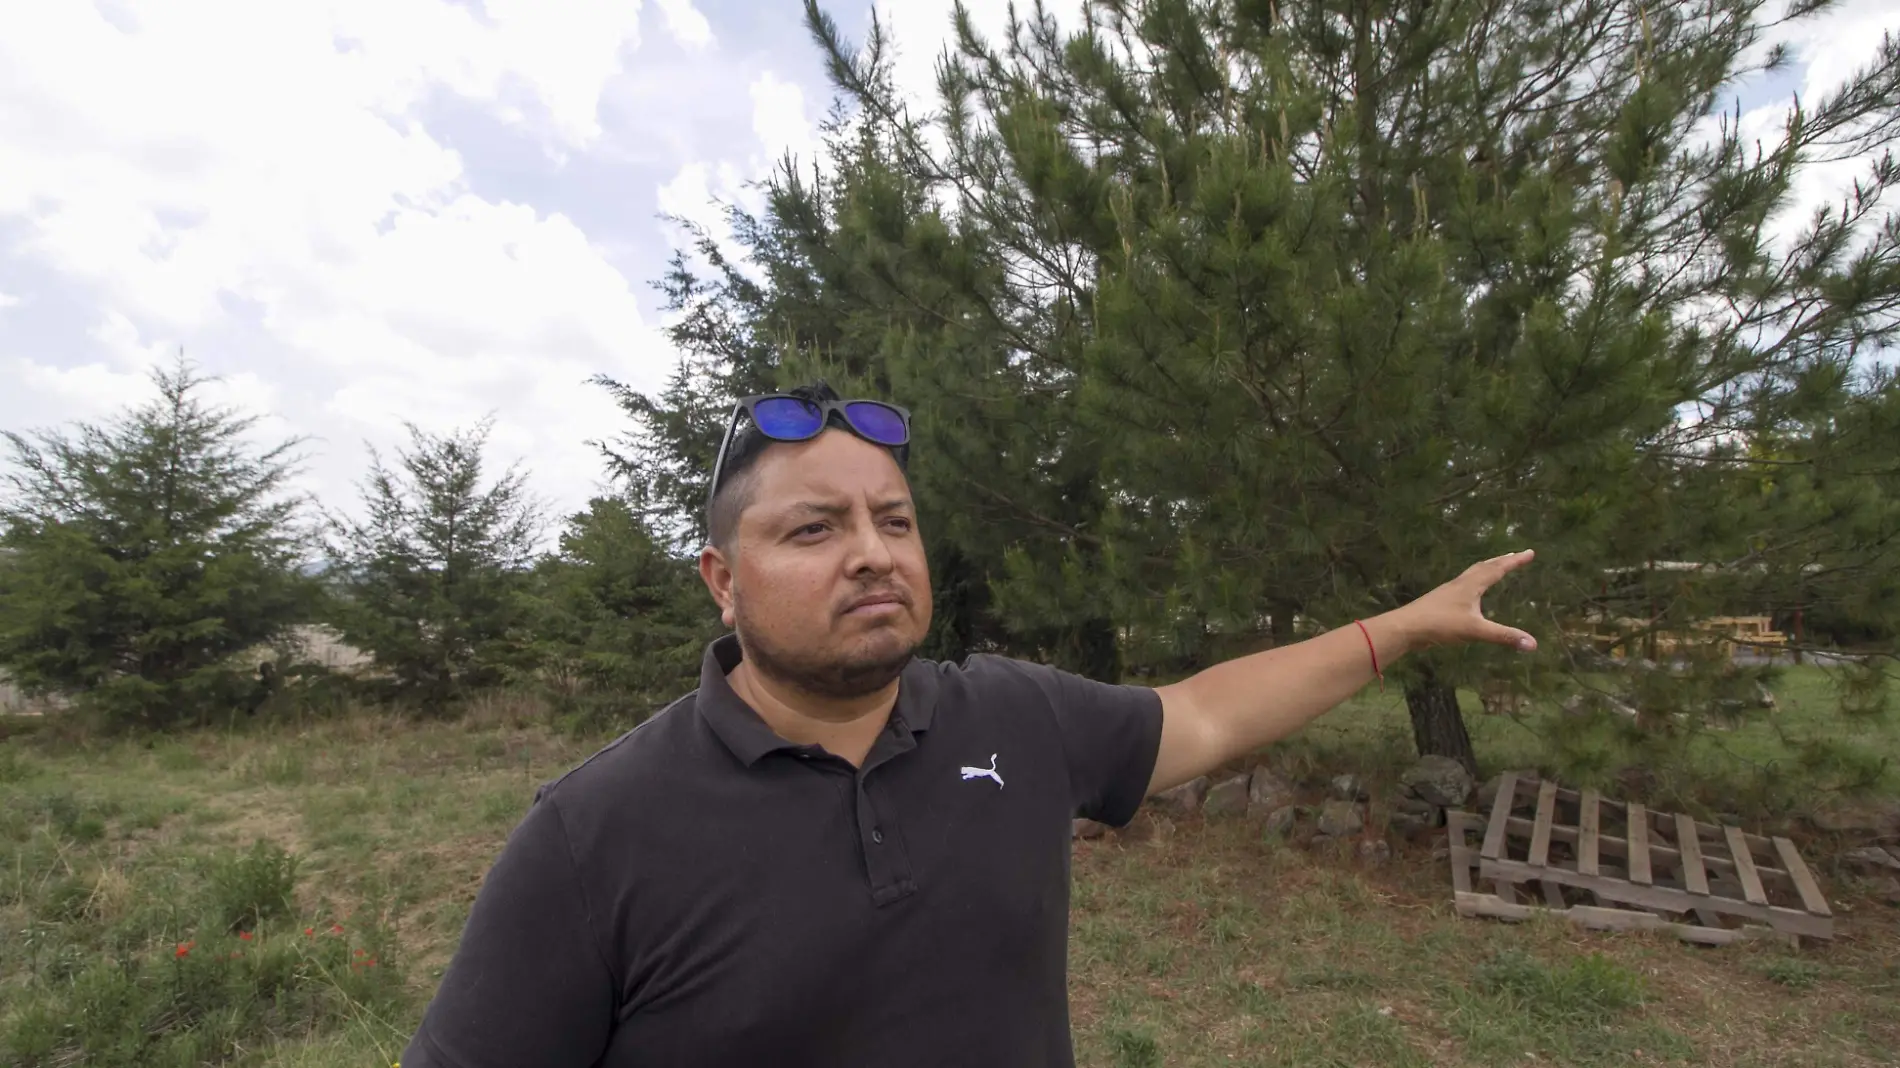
left=400, top=634, right=1163, bottom=1068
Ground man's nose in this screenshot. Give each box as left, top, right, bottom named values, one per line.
left=844, top=511, right=896, bottom=574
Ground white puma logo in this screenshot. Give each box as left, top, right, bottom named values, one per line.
left=960, top=753, right=1003, bottom=789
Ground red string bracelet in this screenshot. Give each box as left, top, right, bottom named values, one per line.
left=1353, top=619, right=1384, bottom=692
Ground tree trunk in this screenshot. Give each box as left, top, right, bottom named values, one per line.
left=1405, top=668, right=1479, bottom=777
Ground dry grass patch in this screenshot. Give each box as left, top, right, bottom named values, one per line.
left=1069, top=818, right=1900, bottom=1068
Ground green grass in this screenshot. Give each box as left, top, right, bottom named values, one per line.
left=1, top=666, right=1896, bottom=1065
left=1278, top=664, right=1900, bottom=819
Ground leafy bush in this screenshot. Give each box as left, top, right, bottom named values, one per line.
left=206, top=839, right=299, bottom=932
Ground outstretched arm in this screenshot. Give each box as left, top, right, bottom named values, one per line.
left=1148, top=551, right=1537, bottom=795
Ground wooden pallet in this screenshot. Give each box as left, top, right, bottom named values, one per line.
left=1447, top=773, right=1833, bottom=945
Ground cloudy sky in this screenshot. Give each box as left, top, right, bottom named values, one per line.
left=1, top=1, right=1894, bottom=533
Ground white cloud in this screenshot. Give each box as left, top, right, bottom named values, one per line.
left=751, top=71, right=820, bottom=169
left=0, top=0, right=675, bottom=522
left=0, top=292, right=19, bottom=309
left=5, top=359, right=154, bottom=425
left=872, top=0, right=1016, bottom=115
left=654, top=0, right=715, bottom=52
left=1726, top=0, right=1900, bottom=247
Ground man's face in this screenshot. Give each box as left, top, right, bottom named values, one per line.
left=701, top=428, right=932, bottom=699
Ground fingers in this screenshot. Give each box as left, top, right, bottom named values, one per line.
left=1467, top=548, right=1535, bottom=587
left=1487, top=548, right=1535, bottom=574
left=1467, top=550, right=1536, bottom=651
left=1480, top=620, right=1538, bottom=652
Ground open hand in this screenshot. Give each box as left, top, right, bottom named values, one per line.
left=1396, top=550, right=1538, bottom=654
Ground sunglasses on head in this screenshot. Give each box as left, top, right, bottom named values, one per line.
left=706, top=394, right=912, bottom=508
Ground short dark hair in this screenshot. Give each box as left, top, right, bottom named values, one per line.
left=705, top=381, right=910, bottom=552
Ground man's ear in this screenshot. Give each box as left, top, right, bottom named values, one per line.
left=699, top=545, right=737, bottom=629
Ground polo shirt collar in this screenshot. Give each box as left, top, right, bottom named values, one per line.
left=697, top=633, right=940, bottom=767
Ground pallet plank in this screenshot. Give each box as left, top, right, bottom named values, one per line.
left=1677, top=813, right=1710, bottom=895
left=1579, top=789, right=1601, bottom=877
left=1534, top=783, right=1780, bottom=853
left=1726, top=826, right=1768, bottom=906
left=1491, top=815, right=1795, bottom=890
left=1774, top=836, right=1831, bottom=918
left=1628, top=803, right=1652, bottom=885
left=1481, top=771, right=1519, bottom=860
left=1454, top=892, right=1783, bottom=945
left=1477, top=854, right=1833, bottom=939
left=1529, top=779, right=1559, bottom=868
left=1448, top=824, right=1475, bottom=896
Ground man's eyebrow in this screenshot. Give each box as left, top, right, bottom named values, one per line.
left=782, top=500, right=850, bottom=519
left=778, top=498, right=914, bottom=519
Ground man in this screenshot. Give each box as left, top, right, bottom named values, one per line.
left=400, top=383, right=1536, bottom=1067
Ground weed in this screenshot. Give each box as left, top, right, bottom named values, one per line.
left=206, top=839, right=299, bottom=932
left=478, top=787, right=528, bottom=826
left=0, top=922, right=405, bottom=1068
left=1473, top=948, right=1647, bottom=1026
left=1761, top=956, right=1826, bottom=990
left=0, top=744, right=39, bottom=783
left=1106, top=1025, right=1163, bottom=1068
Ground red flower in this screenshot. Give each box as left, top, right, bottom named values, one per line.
left=175, top=941, right=194, bottom=958
left=238, top=931, right=253, bottom=942
left=365, top=958, right=378, bottom=967
left=304, top=927, right=314, bottom=938
left=330, top=924, right=344, bottom=934
left=354, top=948, right=366, bottom=957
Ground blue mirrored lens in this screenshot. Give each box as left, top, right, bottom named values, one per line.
left=845, top=402, right=908, bottom=445
left=751, top=397, right=824, bottom=439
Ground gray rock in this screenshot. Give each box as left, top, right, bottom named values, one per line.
left=1843, top=846, right=1900, bottom=874
left=1755, top=683, right=1778, bottom=710
left=1259, top=805, right=1297, bottom=839
left=1875, top=875, right=1900, bottom=907
left=1330, top=774, right=1368, bottom=801
left=1204, top=774, right=1250, bottom=817
left=1151, top=775, right=1208, bottom=816
left=1248, top=767, right=1295, bottom=813
left=1811, top=802, right=1900, bottom=839
left=1389, top=810, right=1436, bottom=836
left=1072, top=818, right=1109, bottom=840
left=1401, top=755, right=1475, bottom=808
left=1396, top=795, right=1438, bottom=817
left=1357, top=839, right=1392, bottom=866
left=1318, top=799, right=1365, bottom=838
left=1475, top=770, right=1531, bottom=814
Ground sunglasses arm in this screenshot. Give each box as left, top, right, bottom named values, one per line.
left=705, top=404, right=743, bottom=512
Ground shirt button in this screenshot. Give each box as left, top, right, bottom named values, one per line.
left=872, top=829, right=885, bottom=844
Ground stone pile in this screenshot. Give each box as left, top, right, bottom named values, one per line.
left=1388, top=755, right=1474, bottom=836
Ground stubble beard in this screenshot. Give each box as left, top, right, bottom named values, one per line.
left=733, top=602, right=918, bottom=700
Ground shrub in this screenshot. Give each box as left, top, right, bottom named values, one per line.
left=206, top=839, right=299, bottom=932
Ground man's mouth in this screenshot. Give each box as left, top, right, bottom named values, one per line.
left=844, top=592, right=906, bottom=615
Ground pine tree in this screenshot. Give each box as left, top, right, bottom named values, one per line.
left=325, top=419, right=543, bottom=710
left=524, top=496, right=720, bottom=720
left=0, top=358, right=315, bottom=728
left=604, top=36, right=1132, bottom=674
left=791, top=0, right=1899, bottom=772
